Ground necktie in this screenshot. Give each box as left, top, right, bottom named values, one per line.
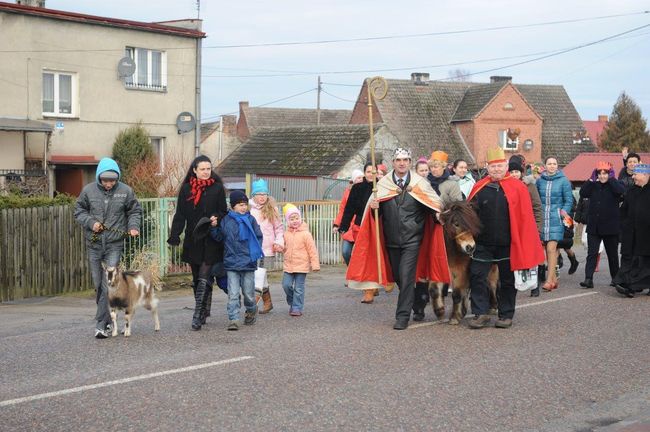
left=397, top=178, right=404, bottom=189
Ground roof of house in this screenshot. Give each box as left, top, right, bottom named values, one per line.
left=562, top=152, right=650, bottom=182
left=373, top=79, right=478, bottom=162
left=242, top=107, right=352, bottom=135
left=217, top=125, right=375, bottom=177
left=0, top=117, right=53, bottom=133
left=0, top=1, right=205, bottom=38
left=200, top=121, right=220, bottom=143
left=368, top=79, right=592, bottom=165
left=583, top=119, right=608, bottom=147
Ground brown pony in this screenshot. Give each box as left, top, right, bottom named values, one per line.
left=430, top=201, right=498, bottom=324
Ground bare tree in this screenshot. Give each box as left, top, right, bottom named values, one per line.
left=447, top=68, right=471, bottom=82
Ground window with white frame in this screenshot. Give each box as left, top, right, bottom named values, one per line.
left=498, top=130, right=519, bottom=151
left=150, top=137, right=165, bottom=172
left=42, top=71, right=77, bottom=117
left=124, top=47, right=167, bottom=91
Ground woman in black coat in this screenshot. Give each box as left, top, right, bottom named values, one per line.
left=613, top=164, right=650, bottom=297
left=168, top=155, right=227, bottom=330
left=578, top=162, right=625, bottom=288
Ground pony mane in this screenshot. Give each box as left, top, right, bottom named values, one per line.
left=440, top=201, right=482, bottom=238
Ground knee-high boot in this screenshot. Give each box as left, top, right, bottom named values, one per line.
left=201, top=284, right=213, bottom=325
left=192, top=278, right=208, bottom=330
left=259, top=288, right=274, bottom=314
left=531, top=265, right=546, bottom=297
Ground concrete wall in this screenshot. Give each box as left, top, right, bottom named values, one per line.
left=472, top=84, right=543, bottom=166
left=0, top=132, right=25, bottom=171
left=0, top=11, right=200, bottom=177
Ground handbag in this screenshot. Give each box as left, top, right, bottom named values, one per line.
left=254, top=267, right=267, bottom=294
left=514, top=267, right=538, bottom=291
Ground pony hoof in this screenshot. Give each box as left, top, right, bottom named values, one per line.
left=448, top=318, right=460, bottom=325
left=434, top=309, right=445, bottom=320
left=487, top=308, right=498, bottom=316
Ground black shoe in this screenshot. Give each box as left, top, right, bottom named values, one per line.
left=412, top=308, right=425, bottom=322
left=579, top=278, right=594, bottom=289
left=393, top=320, right=408, bottom=330
left=610, top=281, right=616, bottom=287
left=530, top=287, right=540, bottom=297
left=557, top=254, right=564, bottom=269
left=568, top=256, right=579, bottom=275
left=615, top=284, right=634, bottom=298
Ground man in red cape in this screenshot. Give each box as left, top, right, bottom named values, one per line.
left=466, top=147, right=545, bottom=329
left=346, top=148, right=450, bottom=330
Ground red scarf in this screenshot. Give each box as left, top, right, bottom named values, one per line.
left=468, top=174, right=545, bottom=270
left=188, top=176, right=215, bottom=206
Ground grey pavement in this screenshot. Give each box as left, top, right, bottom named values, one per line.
left=1, top=246, right=650, bottom=431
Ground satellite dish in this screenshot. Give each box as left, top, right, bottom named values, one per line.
left=176, top=112, right=196, bottom=134
left=117, top=57, right=136, bottom=78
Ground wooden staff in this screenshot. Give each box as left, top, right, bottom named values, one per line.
left=366, top=76, right=388, bottom=285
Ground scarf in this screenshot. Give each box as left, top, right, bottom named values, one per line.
left=228, top=210, right=264, bottom=263
left=188, top=176, right=215, bottom=206
left=427, top=169, right=450, bottom=196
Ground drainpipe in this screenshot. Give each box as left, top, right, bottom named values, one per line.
left=194, top=35, right=202, bottom=157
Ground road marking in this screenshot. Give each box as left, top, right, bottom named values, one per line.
left=0, top=356, right=254, bottom=408
left=408, top=291, right=599, bottom=329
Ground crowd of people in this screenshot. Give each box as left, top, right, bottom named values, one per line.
left=75, top=147, right=650, bottom=337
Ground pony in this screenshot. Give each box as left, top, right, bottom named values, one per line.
left=430, top=201, right=498, bottom=324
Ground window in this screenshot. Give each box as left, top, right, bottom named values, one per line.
left=124, top=47, right=167, bottom=91
left=42, top=71, right=77, bottom=117
left=498, top=130, right=518, bottom=151
left=150, top=137, right=165, bottom=173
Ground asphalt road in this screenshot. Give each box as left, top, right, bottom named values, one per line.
left=1, top=247, right=650, bottom=432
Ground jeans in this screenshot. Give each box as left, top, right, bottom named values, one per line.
left=226, top=270, right=256, bottom=321
left=342, top=240, right=354, bottom=265
left=283, top=272, right=307, bottom=312
left=87, top=243, right=123, bottom=330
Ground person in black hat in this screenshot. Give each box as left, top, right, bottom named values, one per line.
left=167, top=155, right=227, bottom=330
left=210, top=190, right=264, bottom=330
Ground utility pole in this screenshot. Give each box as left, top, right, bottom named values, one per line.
left=316, top=75, right=321, bottom=126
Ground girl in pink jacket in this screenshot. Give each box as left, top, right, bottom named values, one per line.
left=249, top=178, right=284, bottom=313
left=282, top=204, right=320, bottom=316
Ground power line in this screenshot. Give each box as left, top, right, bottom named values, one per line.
left=205, top=11, right=649, bottom=49
left=201, top=88, right=317, bottom=121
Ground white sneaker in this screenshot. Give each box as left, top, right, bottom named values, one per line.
left=94, top=328, right=109, bottom=339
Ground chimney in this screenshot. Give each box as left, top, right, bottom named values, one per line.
left=411, top=72, right=430, bottom=86
left=16, top=0, right=46, bottom=7
left=490, top=76, right=512, bottom=84
left=221, top=115, right=237, bottom=135
left=598, top=114, right=608, bottom=123
left=238, top=101, right=249, bottom=115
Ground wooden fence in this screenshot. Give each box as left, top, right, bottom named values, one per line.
left=0, top=205, right=91, bottom=301
left=0, top=199, right=345, bottom=302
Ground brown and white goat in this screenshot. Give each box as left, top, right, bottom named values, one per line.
left=103, top=264, right=160, bottom=337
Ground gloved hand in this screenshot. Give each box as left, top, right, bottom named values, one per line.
left=167, top=236, right=180, bottom=246
left=608, top=167, right=616, bottom=179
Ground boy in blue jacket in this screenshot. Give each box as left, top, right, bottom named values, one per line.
left=211, top=191, right=264, bottom=330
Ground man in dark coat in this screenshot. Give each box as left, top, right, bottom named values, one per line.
left=613, top=163, right=650, bottom=297
left=618, top=148, right=641, bottom=194
left=578, top=161, right=625, bottom=288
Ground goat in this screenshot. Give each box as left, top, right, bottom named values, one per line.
left=103, top=264, right=161, bottom=337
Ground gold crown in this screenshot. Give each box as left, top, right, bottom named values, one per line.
left=487, top=147, right=506, bottom=164
left=429, top=150, right=448, bottom=163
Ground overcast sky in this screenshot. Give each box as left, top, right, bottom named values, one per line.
left=49, top=0, right=650, bottom=125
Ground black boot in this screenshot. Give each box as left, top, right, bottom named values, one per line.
left=557, top=254, right=564, bottom=269
left=532, top=265, right=546, bottom=297
left=192, top=278, right=208, bottom=330
left=579, top=278, right=594, bottom=289
left=568, top=254, right=579, bottom=275
left=201, top=285, right=213, bottom=325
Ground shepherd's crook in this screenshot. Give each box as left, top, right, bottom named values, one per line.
left=366, top=76, right=388, bottom=286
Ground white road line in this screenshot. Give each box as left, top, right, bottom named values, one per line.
left=0, top=356, right=254, bottom=408
left=408, top=291, right=599, bottom=329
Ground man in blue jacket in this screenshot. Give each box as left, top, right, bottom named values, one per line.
left=74, top=158, right=142, bottom=338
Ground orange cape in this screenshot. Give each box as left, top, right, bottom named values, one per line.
left=346, top=171, right=450, bottom=290
left=467, top=173, right=545, bottom=271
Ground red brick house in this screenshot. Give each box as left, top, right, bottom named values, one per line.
left=349, top=74, right=594, bottom=167
left=583, top=115, right=609, bottom=149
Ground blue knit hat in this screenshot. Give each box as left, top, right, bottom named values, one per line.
left=229, top=190, right=248, bottom=207
left=634, top=164, right=650, bottom=174
left=251, top=178, right=269, bottom=196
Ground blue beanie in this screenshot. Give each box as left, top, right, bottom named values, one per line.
left=251, top=178, right=269, bottom=196
left=229, top=190, right=249, bottom=207
left=635, top=164, right=650, bottom=174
